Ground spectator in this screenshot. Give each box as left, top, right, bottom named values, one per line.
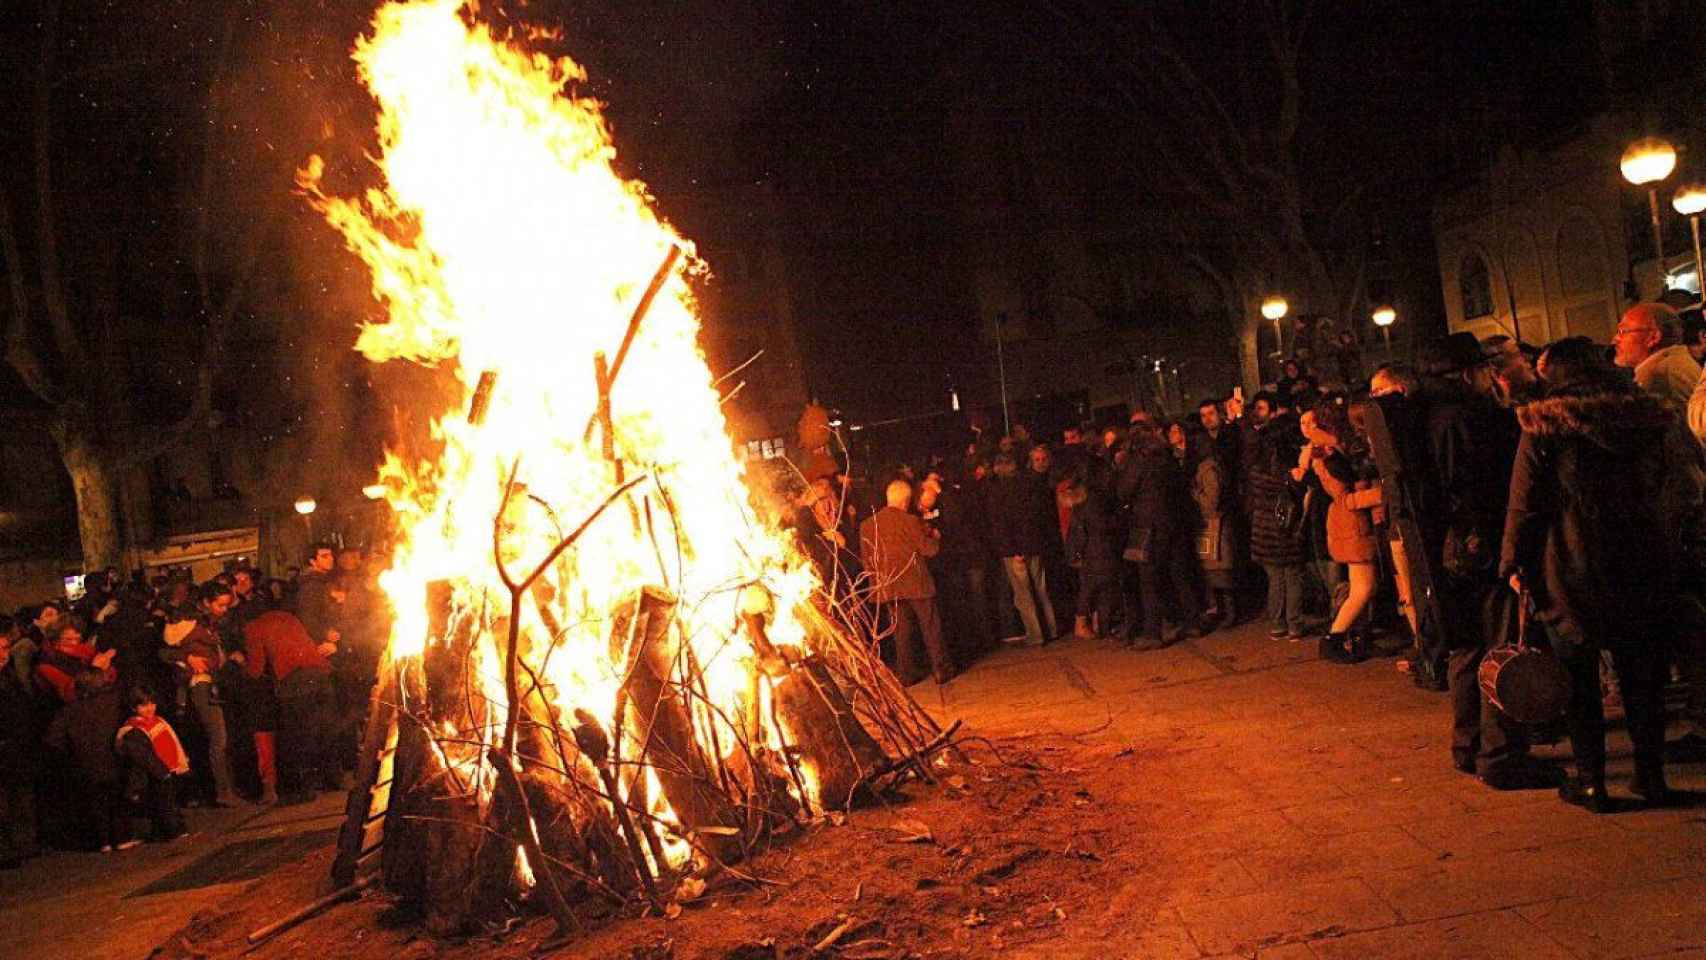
left=1298, top=401, right=1383, bottom=663
left=159, top=583, right=241, bottom=807
left=1063, top=479, right=1121, bottom=639
left=1680, top=306, right=1706, bottom=364
left=1481, top=335, right=1542, bottom=406
left=1502, top=336, right=1702, bottom=810
left=859, top=479, right=952, bottom=685
left=1412, top=332, right=1534, bottom=787
left=295, top=543, right=341, bottom=648
left=987, top=452, right=1060, bottom=647
left=933, top=461, right=997, bottom=660
left=1244, top=400, right=1310, bottom=641
left=115, top=688, right=189, bottom=841
left=35, top=620, right=116, bottom=705
left=243, top=609, right=337, bottom=804
left=0, top=627, right=39, bottom=867
left=42, top=668, right=133, bottom=852
left=1118, top=414, right=1205, bottom=649
left=1616, top=302, right=1700, bottom=413
left=1187, top=433, right=1239, bottom=628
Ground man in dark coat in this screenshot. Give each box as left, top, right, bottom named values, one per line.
left=1502, top=339, right=1703, bottom=810
left=986, top=453, right=1060, bottom=646
left=1412, top=333, right=1535, bottom=787
left=1118, top=414, right=1204, bottom=649
left=859, top=479, right=952, bottom=685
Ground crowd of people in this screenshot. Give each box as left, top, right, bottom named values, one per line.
left=795, top=301, right=1706, bottom=814
left=0, top=543, right=389, bottom=866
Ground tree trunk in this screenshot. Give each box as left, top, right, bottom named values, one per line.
left=56, top=433, right=124, bottom=571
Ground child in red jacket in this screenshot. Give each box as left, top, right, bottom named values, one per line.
left=116, top=688, right=190, bottom=841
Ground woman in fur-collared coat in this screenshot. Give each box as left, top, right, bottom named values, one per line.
left=1501, top=337, right=1705, bottom=812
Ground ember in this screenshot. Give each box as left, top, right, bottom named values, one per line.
left=297, top=0, right=939, bottom=937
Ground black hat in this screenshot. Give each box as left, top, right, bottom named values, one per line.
left=1419, top=332, right=1488, bottom=377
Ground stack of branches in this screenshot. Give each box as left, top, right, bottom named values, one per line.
left=367, top=254, right=947, bottom=942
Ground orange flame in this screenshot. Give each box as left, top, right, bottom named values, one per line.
left=301, top=0, right=819, bottom=836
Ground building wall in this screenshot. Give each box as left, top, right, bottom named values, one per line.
left=1433, top=130, right=1636, bottom=346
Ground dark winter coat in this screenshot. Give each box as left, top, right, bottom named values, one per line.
left=1243, top=414, right=1308, bottom=566
left=1064, top=486, right=1121, bottom=579
left=43, top=678, right=125, bottom=784
left=1501, top=382, right=1705, bottom=651
left=985, top=473, right=1053, bottom=557
left=0, top=667, right=36, bottom=777
left=1115, top=444, right=1194, bottom=535
left=1412, top=380, right=1520, bottom=579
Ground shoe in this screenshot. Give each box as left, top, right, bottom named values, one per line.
left=1633, top=764, right=1677, bottom=807
left=114, top=839, right=142, bottom=851
left=1558, top=775, right=1610, bottom=814
left=1479, top=763, right=1563, bottom=791
left=258, top=786, right=279, bottom=806
left=1318, top=633, right=1351, bottom=663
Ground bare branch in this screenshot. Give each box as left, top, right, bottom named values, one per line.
left=32, top=0, right=80, bottom=370
left=0, top=187, right=63, bottom=407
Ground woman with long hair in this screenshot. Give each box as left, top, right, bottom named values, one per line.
left=1297, top=398, right=1383, bottom=663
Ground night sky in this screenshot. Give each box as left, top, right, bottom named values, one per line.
left=0, top=0, right=1652, bottom=433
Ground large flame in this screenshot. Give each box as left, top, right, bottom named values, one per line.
left=302, top=0, right=817, bottom=835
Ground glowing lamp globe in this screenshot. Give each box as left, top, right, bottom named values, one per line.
left=1260, top=296, right=1289, bottom=321
left=293, top=496, right=317, bottom=516
left=1372, top=306, right=1397, bottom=328
left=1621, top=137, right=1677, bottom=187
left=1673, top=184, right=1706, bottom=216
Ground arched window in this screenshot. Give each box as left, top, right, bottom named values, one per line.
left=1459, top=252, right=1494, bottom=319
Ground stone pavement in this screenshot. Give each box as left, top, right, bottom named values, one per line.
left=0, top=791, right=347, bottom=960
left=917, top=621, right=1706, bottom=959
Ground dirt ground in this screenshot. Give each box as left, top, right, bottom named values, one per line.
left=149, top=730, right=1171, bottom=960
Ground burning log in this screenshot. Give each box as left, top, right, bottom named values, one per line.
left=610, top=586, right=745, bottom=862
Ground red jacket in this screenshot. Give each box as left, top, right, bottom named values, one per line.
left=243, top=610, right=331, bottom=684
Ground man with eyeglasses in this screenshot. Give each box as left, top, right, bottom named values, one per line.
left=1614, top=302, right=1700, bottom=414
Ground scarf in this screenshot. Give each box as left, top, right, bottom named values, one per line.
left=118, top=715, right=190, bottom=776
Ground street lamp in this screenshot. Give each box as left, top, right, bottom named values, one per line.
left=1371, top=304, right=1397, bottom=357
left=1261, top=295, right=1289, bottom=359
left=1672, top=183, right=1706, bottom=298
left=1622, top=136, right=1678, bottom=274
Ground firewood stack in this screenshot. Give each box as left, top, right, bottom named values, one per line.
left=342, top=560, right=940, bottom=936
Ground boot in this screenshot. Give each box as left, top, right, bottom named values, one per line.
left=1633, top=761, right=1676, bottom=807
left=1558, top=772, right=1610, bottom=814
left=1343, top=629, right=1370, bottom=664
left=1318, top=632, right=1351, bottom=664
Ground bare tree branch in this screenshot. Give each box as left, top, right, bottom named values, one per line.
left=33, top=0, right=80, bottom=370
left=0, top=187, right=63, bottom=407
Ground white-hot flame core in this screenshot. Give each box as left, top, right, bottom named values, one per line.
left=304, top=0, right=817, bottom=818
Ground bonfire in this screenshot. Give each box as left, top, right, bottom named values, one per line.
left=295, top=0, right=945, bottom=939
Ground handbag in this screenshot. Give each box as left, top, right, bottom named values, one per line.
left=1271, top=484, right=1305, bottom=539
left=1478, top=589, right=1569, bottom=725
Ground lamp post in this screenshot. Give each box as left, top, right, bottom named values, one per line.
left=1622, top=137, right=1678, bottom=285
left=1261, top=295, right=1289, bottom=358
left=294, top=495, right=317, bottom=542
left=1371, top=304, right=1397, bottom=359
left=1672, top=184, right=1706, bottom=298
